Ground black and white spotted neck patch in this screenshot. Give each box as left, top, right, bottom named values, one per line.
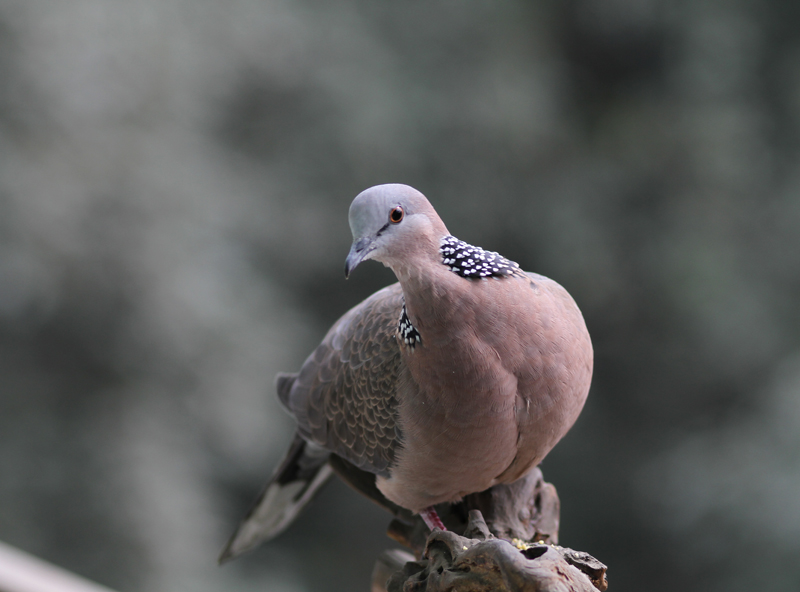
left=398, top=303, right=421, bottom=349
left=440, top=235, right=521, bottom=279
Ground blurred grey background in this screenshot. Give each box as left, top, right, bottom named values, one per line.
left=1, top=1, right=799, bottom=591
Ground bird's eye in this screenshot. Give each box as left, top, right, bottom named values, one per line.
left=389, top=206, right=404, bottom=223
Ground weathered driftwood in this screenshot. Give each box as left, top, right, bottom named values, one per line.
left=359, top=469, right=607, bottom=592
left=384, top=468, right=562, bottom=558
left=373, top=511, right=607, bottom=592
left=328, top=458, right=606, bottom=591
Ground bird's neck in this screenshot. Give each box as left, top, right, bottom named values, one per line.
left=397, top=262, right=519, bottom=427
left=386, top=232, right=446, bottom=286
left=397, top=262, right=472, bottom=344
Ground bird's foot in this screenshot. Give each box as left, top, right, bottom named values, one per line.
left=419, top=507, right=446, bottom=531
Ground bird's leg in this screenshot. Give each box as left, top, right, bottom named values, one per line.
left=419, top=506, right=446, bottom=531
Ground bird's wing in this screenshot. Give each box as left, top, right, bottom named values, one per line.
left=283, top=282, right=406, bottom=476
left=219, top=284, right=406, bottom=561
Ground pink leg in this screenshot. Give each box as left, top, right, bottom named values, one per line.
left=419, top=506, right=446, bottom=531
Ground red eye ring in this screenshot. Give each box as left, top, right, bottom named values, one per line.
left=389, top=206, right=404, bottom=223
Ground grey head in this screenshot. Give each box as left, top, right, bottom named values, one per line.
left=344, top=184, right=449, bottom=278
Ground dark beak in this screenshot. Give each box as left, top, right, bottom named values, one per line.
left=344, top=237, right=373, bottom=279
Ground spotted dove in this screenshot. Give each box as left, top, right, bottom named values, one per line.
left=219, top=184, right=593, bottom=562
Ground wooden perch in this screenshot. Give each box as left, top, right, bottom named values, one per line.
left=374, top=511, right=605, bottom=592
left=0, top=540, right=119, bottom=592
left=365, top=469, right=607, bottom=592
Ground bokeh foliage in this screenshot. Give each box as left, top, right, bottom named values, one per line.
left=0, top=1, right=799, bottom=591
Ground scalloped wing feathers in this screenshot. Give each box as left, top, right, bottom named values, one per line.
left=285, top=283, right=406, bottom=476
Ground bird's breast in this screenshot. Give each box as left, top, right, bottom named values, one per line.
left=379, top=272, right=592, bottom=511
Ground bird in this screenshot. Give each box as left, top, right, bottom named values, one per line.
left=219, top=183, right=593, bottom=562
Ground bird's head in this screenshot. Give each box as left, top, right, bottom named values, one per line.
left=344, top=184, right=448, bottom=279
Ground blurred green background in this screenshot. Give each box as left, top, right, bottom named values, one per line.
left=1, top=1, right=799, bottom=591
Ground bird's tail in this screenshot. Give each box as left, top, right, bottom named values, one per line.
left=218, top=432, right=333, bottom=563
